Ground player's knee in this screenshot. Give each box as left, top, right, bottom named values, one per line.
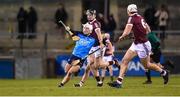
left=145, top=63, right=151, bottom=69
left=85, top=67, right=90, bottom=73
left=121, top=59, right=129, bottom=65
left=67, top=72, right=72, bottom=77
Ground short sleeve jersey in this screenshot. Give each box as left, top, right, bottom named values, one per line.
left=127, top=13, right=148, bottom=44
left=89, top=19, right=101, bottom=46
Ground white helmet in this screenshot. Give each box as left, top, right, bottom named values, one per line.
left=127, top=4, right=137, bottom=13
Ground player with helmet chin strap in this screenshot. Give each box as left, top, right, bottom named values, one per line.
left=108, top=4, right=169, bottom=88
left=58, top=23, right=95, bottom=87
left=74, top=9, right=104, bottom=87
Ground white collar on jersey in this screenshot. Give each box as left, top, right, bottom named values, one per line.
left=89, top=19, right=96, bottom=24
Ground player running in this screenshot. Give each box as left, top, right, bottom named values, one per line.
left=58, top=23, right=95, bottom=87
left=143, top=31, right=174, bottom=84
left=108, top=4, right=169, bottom=88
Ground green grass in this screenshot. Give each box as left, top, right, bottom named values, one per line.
left=0, top=75, right=180, bottom=96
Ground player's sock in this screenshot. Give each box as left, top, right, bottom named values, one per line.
left=79, top=81, right=84, bottom=87
left=113, top=59, right=120, bottom=69
left=95, top=76, right=103, bottom=87
left=110, top=76, right=114, bottom=82
left=160, top=70, right=167, bottom=76
left=97, top=80, right=103, bottom=87
left=145, top=70, right=151, bottom=81
left=95, top=76, right=101, bottom=82
left=58, top=83, right=64, bottom=87
left=116, top=77, right=123, bottom=84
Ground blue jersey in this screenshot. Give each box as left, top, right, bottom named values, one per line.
left=72, top=33, right=95, bottom=59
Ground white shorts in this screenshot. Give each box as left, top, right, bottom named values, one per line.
left=89, top=46, right=101, bottom=58
left=103, top=55, right=113, bottom=62
left=129, top=41, right=152, bottom=58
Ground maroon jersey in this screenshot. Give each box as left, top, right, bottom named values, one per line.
left=103, top=38, right=113, bottom=56
left=89, top=19, right=101, bottom=46
left=127, top=13, right=148, bottom=44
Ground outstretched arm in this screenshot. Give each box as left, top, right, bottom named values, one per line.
left=59, top=20, right=80, bottom=41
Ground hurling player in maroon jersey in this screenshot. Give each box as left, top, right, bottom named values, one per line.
left=108, top=4, right=169, bottom=88
left=74, top=9, right=104, bottom=87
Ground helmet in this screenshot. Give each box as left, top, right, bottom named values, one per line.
left=83, top=23, right=93, bottom=31
left=86, top=9, right=96, bottom=15
left=127, top=4, right=137, bottom=13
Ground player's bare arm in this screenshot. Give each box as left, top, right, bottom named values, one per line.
left=145, top=23, right=151, bottom=34
left=95, top=28, right=103, bottom=48
left=119, top=24, right=133, bottom=41
left=59, top=21, right=80, bottom=41
left=106, top=40, right=113, bottom=55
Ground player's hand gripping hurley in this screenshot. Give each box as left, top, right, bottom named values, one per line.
left=59, top=20, right=80, bottom=41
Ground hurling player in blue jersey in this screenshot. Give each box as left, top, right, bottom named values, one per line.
left=58, top=23, right=95, bottom=87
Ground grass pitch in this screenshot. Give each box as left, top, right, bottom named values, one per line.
left=0, top=75, right=180, bottom=96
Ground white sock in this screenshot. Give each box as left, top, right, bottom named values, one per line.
left=79, top=81, right=84, bottom=87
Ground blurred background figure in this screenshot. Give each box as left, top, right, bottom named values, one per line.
left=27, top=6, right=38, bottom=39
left=17, top=7, right=27, bottom=39
left=155, top=4, right=169, bottom=48
left=106, top=14, right=116, bottom=42
left=54, top=3, right=68, bottom=38
left=81, top=10, right=88, bottom=25
left=97, top=13, right=106, bottom=33
left=144, top=5, right=157, bottom=31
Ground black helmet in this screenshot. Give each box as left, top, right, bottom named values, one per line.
left=86, top=9, right=96, bottom=15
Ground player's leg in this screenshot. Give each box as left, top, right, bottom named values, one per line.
left=90, top=62, right=103, bottom=87
left=65, top=63, right=71, bottom=73
left=74, top=55, right=94, bottom=87
left=92, top=49, right=104, bottom=87
left=102, top=56, right=114, bottom=82
left=101, top=67, right=106, bottom=82
left=108, top=65, right=114, bottom=82
left=59, top=65, right=80, bottom=87
left=143, top=69, right=152, bottom=84
left=143, top=49, right=161, bottom=84
left=74, top=64, right=91, bottom=87
left=108, top=49, right=137, bottom=88
left=143, top=55, right=154, bottom=84
left=140, top=55, right=169, bottom=84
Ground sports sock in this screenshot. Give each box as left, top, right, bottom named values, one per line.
left=116, top=77, right=123, bottom=84
left=79, top=81, right=84, bottom=86
left=59, top=83, right=64, bottom=87
left=160, top=70, right=167, bottom=76
left=95, top=76, right=101, bottom=82
left=145, top=70, right=151, bottom=81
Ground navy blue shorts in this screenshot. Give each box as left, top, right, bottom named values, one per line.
left=68, top=55, right=86, bottom=67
